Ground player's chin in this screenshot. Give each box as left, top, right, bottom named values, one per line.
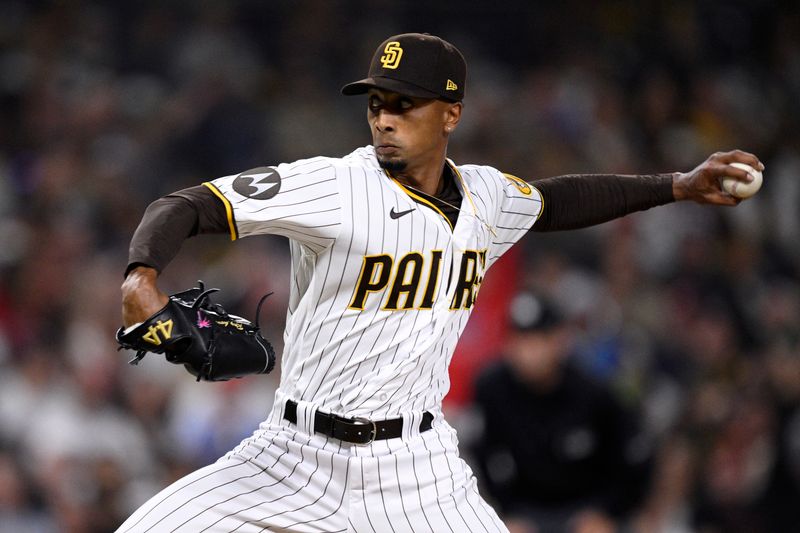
left=377, top=156, right=408, bottom=173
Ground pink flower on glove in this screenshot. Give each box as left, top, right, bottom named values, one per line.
left=196, top=311, right=211, bottom=328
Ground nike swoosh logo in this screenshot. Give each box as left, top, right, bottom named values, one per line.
left=389, top=207, right=414, bottom=219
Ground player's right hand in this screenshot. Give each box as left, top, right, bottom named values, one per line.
left=672, top=149, right=764, bottom=205
left=121, top=266, right=169, bottom=327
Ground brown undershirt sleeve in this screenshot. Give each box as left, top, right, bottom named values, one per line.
left=125, top=185, right=230, bottom=276
left=531, top=173, right=676, bottom=232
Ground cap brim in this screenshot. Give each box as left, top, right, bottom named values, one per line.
left=341, top=76, right=441, bottom=99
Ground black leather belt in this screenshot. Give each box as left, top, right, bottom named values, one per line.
left=283, top=399, right=434, bottom=445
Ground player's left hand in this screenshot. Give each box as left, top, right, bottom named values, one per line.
left=672, top=149, right=764, bottom=205
left=116, top=281, right=276, bottom=381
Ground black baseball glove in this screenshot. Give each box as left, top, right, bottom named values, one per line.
left=116, top=281, right=276, bottom=381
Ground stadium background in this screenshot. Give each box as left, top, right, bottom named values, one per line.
left=0, top=1, right=798, bottom=531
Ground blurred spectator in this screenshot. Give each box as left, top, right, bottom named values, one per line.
left=0, top=449, right=56, bottom=533
left=471, top=290, right=652, bottom=533
left=630, top=435, right=696, bottom=533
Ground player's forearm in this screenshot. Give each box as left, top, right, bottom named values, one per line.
left=126, top=185, right=229, bottom=275
left=531, top=173, right=675, bottom=232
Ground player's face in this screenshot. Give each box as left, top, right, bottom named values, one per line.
left=367, top=89, right=460, bottom=173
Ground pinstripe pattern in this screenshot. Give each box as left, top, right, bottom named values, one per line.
left=209, top=147, right=541, bottom=420
left=117, top=415, right=507, bottom=532
left=118, top=146, right=539, bottom=531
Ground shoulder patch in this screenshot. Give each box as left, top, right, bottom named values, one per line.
left=502, top=173, right=532, bottom=196
left=233, top=167, right=281, bottom=200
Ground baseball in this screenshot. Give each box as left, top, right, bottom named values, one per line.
left=721, top=162, right=763, bottom=199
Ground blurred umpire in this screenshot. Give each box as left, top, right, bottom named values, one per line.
left=472, top=290, right=653, bottom=533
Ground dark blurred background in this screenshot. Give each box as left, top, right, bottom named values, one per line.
left=0, top=1, right=798, bottom=531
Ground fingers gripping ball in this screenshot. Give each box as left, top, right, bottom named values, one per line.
left=116, top=282, right=276, bottom=381
left=721, top=162, right=763, bottom=199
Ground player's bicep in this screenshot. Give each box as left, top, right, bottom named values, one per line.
left=170, top=185, right=235, bottom=237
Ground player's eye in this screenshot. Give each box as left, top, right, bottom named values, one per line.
left=368, top=96, right=382, bottom=112
left=399, top=98, right=413, bottom=110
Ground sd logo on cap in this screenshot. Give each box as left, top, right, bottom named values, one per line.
left=342, top=33, right=466, bottom=102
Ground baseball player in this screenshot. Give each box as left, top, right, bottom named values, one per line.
left=117, top=33, right=763, bottom=532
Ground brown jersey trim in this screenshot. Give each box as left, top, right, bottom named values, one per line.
left=202, top=181, right=238, bottom=240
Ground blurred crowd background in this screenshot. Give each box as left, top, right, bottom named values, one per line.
left=0, top=1, right=798, bottom=532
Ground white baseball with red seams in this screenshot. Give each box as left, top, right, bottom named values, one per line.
left=721, top=162, right=763, bottom=199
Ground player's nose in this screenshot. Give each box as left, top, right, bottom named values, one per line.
left=373, top=109, right=396, bottom=132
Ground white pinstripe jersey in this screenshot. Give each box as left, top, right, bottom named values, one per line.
left=207, top=146, right=543, bottom=419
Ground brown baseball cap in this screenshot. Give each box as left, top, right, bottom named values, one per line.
left=341, top=33, right=466, bottom=102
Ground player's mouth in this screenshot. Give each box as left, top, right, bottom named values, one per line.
left=375, top=143, right=400, bottom=156
left=375, top=143, right=399, bottom=155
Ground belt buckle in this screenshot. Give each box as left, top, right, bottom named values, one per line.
left=351, top=417, right=377, bottom=445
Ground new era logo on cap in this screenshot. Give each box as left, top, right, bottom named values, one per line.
left=342, top=33, right=466, bottom=102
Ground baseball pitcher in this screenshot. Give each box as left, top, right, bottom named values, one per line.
left=116, top=33, right=763, bottom=532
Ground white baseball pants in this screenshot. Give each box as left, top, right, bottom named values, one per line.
left=116, top=402, right=507, bottom=532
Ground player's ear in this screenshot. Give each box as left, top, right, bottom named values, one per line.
left=443, top=102, right=462, bottom=134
